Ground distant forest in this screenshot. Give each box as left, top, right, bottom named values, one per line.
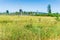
left=0, top=4, right=60, bottom=17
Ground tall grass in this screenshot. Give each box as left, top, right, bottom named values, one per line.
left=0, top=16, right=60, bottom=40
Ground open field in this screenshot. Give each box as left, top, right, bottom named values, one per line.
left=0, top=15, right=60, bottom=40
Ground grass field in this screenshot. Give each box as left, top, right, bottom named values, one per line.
left=0, top=15, right=60, bottom=40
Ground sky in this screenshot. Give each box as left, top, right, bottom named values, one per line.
left=0, top=0, right=60, bottom=13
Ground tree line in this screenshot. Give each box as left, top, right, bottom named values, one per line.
left=0, top=4, right=60, bottom=17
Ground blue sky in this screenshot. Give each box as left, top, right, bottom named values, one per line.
left=0, top=0, right=60, bottom=13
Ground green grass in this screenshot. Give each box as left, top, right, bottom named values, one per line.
left=0, top=15, right=60, bottom=40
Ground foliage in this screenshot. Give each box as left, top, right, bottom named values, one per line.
left=6, top=10, right=9, bottom=14
left=47, top=4, right=51, bottom=13
left=56, top=13, right=59, bottom=20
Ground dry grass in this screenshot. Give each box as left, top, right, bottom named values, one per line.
left=0, top=15, right=60, bottom=40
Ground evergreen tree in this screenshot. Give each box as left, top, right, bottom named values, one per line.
left=19, top=9, right=22, bottom=15
left=56, top=12, right=59, bottom=20
left=47, top=4, right=51, bottom=16
left=6, top=10, right=9, bottom=14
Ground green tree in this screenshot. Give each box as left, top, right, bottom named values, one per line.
left=19, top=9, right=23, bottom=15
left=29, top=12, right=33, bottom=16
left=6, top=10, right=9, bottom=13
left=6, top=10, right=9, bottom=14
left=15, top=12, right=19, bottom=15
left=56, top=12, right=59, bottom=20
left=47, top=4, right=51, bottom=16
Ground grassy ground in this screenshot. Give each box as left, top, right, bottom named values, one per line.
left=0, top=15, right=60, bottom=40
